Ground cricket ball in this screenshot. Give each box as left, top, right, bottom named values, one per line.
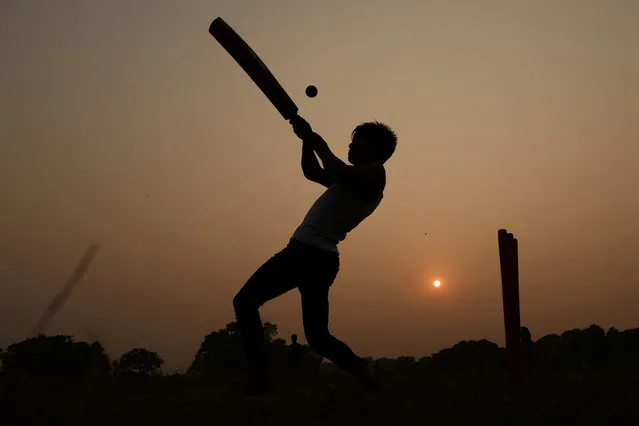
left=305, top=85, right=318, bottom=98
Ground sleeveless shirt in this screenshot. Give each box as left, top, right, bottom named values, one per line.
left=291, top=183, right=383, bottom=253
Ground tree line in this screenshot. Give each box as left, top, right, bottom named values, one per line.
left=1, top=323, right=638, bottom=380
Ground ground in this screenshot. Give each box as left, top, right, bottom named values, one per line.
left=2, top=369, right=637, bottom=425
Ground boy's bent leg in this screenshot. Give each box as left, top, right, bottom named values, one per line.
left=233, top=248, right=299, bottom=382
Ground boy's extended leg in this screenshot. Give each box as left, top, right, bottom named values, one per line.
left=233, top=247, right=299, bottom=388
left=300, top=282, right=378, bottom=389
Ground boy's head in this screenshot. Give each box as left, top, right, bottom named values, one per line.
left=348, top=121, right=397, bottom=165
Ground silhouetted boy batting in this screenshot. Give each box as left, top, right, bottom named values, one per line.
left=233, top=116, right=397, bottom=394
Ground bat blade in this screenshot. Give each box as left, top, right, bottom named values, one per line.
left=209, top=17, right=299, bottom=120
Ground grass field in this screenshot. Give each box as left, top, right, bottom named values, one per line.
left=3, top=369, right=637, bottom=426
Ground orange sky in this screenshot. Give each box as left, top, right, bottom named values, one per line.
left=1, top=0, right=638, bottom=370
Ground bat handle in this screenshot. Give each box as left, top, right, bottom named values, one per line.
left=288, top=113, right=301, bottom=123
left=288, top=114, right=314, bottom=142
left=289, top=114, right=311, bottom=128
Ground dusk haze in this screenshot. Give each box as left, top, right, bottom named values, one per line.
left=1, top=0, right=638, bottom=376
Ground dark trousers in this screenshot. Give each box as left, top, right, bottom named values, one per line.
left=233, top=238, right=365, bottom=377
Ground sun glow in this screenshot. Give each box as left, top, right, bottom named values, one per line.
left=433, top=280, right=441, bottom=288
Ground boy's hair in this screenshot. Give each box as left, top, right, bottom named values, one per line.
left=351, top=121, right=397, bottom=163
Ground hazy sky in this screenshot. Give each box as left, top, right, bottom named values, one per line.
left=1, top=0, right=638, bottom=370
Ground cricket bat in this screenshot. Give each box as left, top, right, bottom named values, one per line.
left=209, top=17, right=300, bottom=121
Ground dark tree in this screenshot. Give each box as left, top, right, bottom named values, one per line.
left=188, top=322, right=247, bottom=377
left=1, top=335, right=110, bottom=378
left=395, top=355, right=417, bottom=371
left=189, top=321, right=277, bottom=377
left=224, top=320, right=278, bottom=342
left=113, top=348, right=164, bottom=376
left=430, top=339, right=506, bottom=373
left=607, top=327, right=639, bottom=368
left=532, top=325, right=639, bottom=371
left=188, top=321, right=309, bottom=378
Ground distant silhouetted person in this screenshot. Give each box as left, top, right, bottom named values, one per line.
left=287, top=334, right=303, bottom=368
left=233, top=116, right=397, bottom=395
left=521, top=326, right=533, bottom=377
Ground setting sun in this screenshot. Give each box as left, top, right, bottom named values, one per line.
left=433, top=280, right=441, bottom=288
